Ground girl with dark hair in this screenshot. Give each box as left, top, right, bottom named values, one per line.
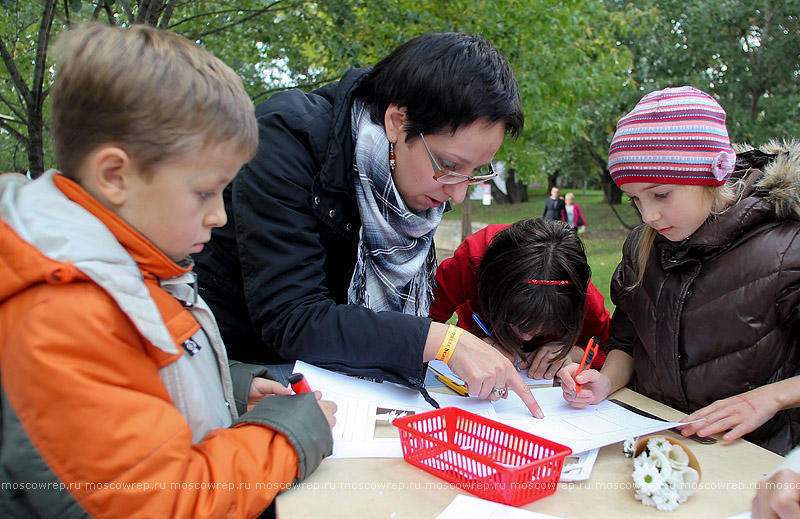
left=195, top=33, right=544, bottom=416
left=429, top=218, right=609, bottom=380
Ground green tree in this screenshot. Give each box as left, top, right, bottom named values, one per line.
left=0, top=0, right=638, bottom=185
left=0, top=0, right=56, bottom=175
left=547, top=0, right=800, bottom=211
left=614, top=0, right=800, bottom=145
left=1, top=0, right=371, bottom=175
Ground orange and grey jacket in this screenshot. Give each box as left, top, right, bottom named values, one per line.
left=0, top=171, right=332, bottom=518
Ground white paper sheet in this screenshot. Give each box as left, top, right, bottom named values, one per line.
left=435, top=494, right=566, bottom=519
left=294, top=361, right=498, bottom=458
left=495, top=387, right=685, bottom=455
left=294, top=361, right=682, bottom=459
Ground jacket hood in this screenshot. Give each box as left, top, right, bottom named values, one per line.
left=736, top=139, right=800, bottom=221
left=0, top=171, right=188, bottom=354
left=0, top=174, right=74, bottom=303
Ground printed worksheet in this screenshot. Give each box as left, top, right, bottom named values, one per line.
left=495, top=387, right=685, bottom=454
left=294, top=361, right=498, bottom=458
left=295, top=361, right=683, bottom=459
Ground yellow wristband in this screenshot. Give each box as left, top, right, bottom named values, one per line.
left=435, top=324, right=463, bottom=363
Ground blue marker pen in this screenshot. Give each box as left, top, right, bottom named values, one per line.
left=471, top=313, right=494, bottom=339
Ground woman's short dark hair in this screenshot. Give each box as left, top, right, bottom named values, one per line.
left=477, top=218, right=591, bottom=361
left=356, top=32, right=523, bottom=139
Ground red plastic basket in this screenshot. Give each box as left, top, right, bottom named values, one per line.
left=393, top=407, right=571, bottom=507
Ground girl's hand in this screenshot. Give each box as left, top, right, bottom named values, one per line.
left=557, top=362, right=612, bottom=408
left=677, top=385, right=783, bottom=442
left=247, top=377, right=293, bottom=411
left=519, top=342, right=578, bottom=380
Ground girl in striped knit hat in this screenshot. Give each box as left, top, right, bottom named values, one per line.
left=557, top=86, right=800, bottom=455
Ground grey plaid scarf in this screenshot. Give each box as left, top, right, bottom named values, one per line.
left=347, top=100, right=443, bottom=316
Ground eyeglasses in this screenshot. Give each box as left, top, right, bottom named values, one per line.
left=420, top=134, right=497, bottom=185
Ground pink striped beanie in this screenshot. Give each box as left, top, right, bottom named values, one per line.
left=608, top=86, right=736, bottom=187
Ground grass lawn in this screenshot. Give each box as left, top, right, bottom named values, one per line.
left=441, top=187, right=642, bottom=314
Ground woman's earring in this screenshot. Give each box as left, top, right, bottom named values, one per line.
left=388, top=141, right=396, bottom=173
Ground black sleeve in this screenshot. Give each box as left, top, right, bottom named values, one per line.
left=230, top=91, right=429, bottom=388
left=605, top=308, right=637, bottom=356
left=605, top=227, right=642, bottom=357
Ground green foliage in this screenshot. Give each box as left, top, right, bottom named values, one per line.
left=0, top=0, right=638, bottom=177
left=441, top=188, right=640, bottom=312
left=615, top=0, right=800, bottom=145
left=1, top=0, right=797, bottom=182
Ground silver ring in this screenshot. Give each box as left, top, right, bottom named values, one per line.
left=491, top=387, right=508, bottom=398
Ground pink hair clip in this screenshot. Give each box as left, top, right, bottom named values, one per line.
left=525, top=279, right=573, bottom=286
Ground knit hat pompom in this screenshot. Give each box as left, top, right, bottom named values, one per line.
left=608, top=86, right=736, bottom=187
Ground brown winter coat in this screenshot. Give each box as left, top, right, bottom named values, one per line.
left=608, top=141, right=800, bottom=455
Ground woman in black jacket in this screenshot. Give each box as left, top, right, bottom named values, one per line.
left=195, top=33, right=543, bottom=416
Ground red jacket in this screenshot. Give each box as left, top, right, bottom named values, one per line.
left=561, top=203, right=586, bottom=228
left=429, top=224, right=609, bottom=368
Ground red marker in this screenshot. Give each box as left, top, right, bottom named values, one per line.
left=288, top=373, right=312, bottom=394
left=572, top=337, right=598, bottom=398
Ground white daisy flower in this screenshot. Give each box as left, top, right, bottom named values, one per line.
left=633, top=451, right=649, bottom=470
left=635, top=489, right=657, bottom=507
left=647, top=436, right=672, bottom=454
left=631, top=436, right=699, bottom=511
left=633, top=463, right=664, bottom=495
left=653, top=488, right=681, bottom=512
left=623, top=437, right=637, bottom=457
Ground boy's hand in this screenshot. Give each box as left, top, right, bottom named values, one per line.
left=518, top=342, right=574, bottom=380
left=247, top=377, right=292, bottom=412
left=314, top=391, right=338, bottom=429
left=557, top=363, right=611, bottom=407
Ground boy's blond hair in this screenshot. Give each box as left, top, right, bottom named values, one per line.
left=51, top=23, right=257, bottom=179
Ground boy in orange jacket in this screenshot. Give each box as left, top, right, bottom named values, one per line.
left=0, top=23, right=335, bottom=519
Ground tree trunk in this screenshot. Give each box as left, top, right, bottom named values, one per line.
left=489, top=179, right=510, bottom=204
left=460, top=192, right=472, bottom=241
left=27, top=112, right=45, bottom=177
left=136, top=0, right=168, bottom=26
left=584, top=140, right=622, bottom=204
left=27, top=0, right=56, bottom=177
left=598, top=167, right=622, bottom=204
left=546, top=170, right=559, bottom=193
left=504, top=168, right=529, bottom=204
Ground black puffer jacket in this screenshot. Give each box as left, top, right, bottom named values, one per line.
left=608, top=141, right=800, bottom=454
left=194, top=68, right=429, bottom=388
